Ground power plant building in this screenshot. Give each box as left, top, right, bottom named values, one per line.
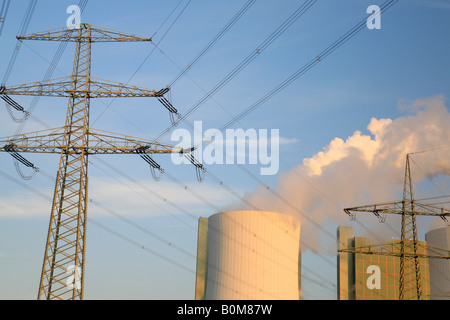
left=425, top=227, right=450, bottom=300
left=337, top=225, right=431, bottom=300
left=195, top=210, right=301, bottom=300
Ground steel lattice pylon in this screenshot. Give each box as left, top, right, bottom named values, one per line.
left=399, top=154, right=422, bottom=300
left=341, top=154, right=450, bottom=300
left=0, top=24, right=202, bottom=300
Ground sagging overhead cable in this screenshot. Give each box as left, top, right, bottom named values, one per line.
left=136, top=146, right=164, bottom=181
left=0, top=87, right=30, bottom=122
left=4, top=144, right=39, bottom=180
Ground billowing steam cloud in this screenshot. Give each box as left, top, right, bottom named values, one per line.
left=227, top=94, right=450, bottom=253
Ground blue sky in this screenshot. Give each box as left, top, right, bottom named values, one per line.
left=0, top=0, right=449, bottom=300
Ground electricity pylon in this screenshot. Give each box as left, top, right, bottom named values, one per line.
left=0, top=24, right=203, bottom=300
left=341, top=154, right=450, bottom=300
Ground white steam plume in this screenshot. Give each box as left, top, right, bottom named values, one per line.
left=226, top=94, right=450, bottom=253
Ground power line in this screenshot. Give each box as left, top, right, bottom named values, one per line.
left=0, top=0, right=11, bottom=38
left=154, top=0, right=319, bottom=142
left=167, top=0, right=256, bottom=88
left=91, top=0, right=192, bottom=127
left=150, top=0, right=185, bottom=39
left=88, top=218, right=196, bottom=274
left=219, top=0, right=399, bottom=130
left=1, top=0, right=37, bottom=86
left=416, top=195, right=450, bottom=202
left=90, top=198, right=196, bottom=260
left=89, top=156, right=197, bottom=230
left=410, top=152, right=450, bottom=197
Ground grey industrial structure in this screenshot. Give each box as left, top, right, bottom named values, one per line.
left=425, top=227, right=450, bottom=300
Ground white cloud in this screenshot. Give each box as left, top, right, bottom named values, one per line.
left=0, top=194, right=51, bottom=219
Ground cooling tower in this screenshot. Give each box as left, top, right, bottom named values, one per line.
left=195, top=210, right=301, bottom=300
left=425, top=227, right=450, bottom=300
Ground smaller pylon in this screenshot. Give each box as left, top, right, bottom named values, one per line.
left=342, top=154, right=450, bottom=300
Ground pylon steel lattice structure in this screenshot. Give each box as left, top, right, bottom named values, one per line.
left=0, top=24, right=204, bottom=300
left=341, top=154, right=450, bottom=300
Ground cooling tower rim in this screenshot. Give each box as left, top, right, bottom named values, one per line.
left=212, top=209, right=292, bottom=216
left=425, top=226, right=450, bottom=236
left=208, top=210, right=301, bottom=227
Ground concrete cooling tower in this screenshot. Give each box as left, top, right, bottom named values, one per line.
left=425, top=227, right=450, bottom=300
left=195, top=210, right=301, bottom=300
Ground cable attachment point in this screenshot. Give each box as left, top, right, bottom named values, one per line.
left=440, top=211, right=450, bottom=227
left=136, top=146, right=164, bottom=181
left=0, top=87, right=30, bottom=123
left=374, top=211, right=386, bottom=223
left=156, top=87, right=181, bottom=126
left=344, top=208, right=356, bottom=221
left=4, top=143, right=39, bottom=180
